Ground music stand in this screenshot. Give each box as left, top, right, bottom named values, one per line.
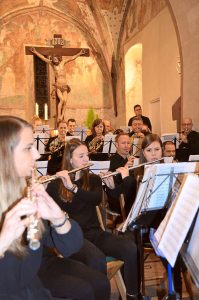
left=122, top=162, right=199, bottom=298
left=36, top=160, right=48, bottom=176
left=161, top=133, right=180, bottom=149
left=102, top=134, right=116, bottom=155
left=34, top=126, right=50, bottom=152
left=74, top=127, right=87, bottom=141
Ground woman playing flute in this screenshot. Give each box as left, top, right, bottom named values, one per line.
left=46, top=138, right=142, bottom=300
left=0, top=116, right=83, bottom=300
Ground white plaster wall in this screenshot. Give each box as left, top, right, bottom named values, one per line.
left=169, top=0, right=199, bottom=131
left=124, top=7, right=180, bottom=134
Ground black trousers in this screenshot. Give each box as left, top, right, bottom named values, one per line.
left=82, top=229, right=139, bottom=296
left=39, top=256, right=110, bottom=300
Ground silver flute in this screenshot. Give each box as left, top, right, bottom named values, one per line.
left=101, top=158, right=164, bottom=179
left=26, top=168, right=40, bottom=251
left=38, top=163, right=93, bottom=184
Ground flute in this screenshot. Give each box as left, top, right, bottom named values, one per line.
left=27, top=168, right=41, bottom=251
left=101, top=158, right=164, bottom=179
left=38, top=162, right=94, bottom=184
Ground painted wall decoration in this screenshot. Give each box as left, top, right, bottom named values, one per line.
left=0, top=9, right=104, bottom=121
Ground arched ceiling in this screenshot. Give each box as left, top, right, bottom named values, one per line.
left=0, top=0, right=167, bottom=116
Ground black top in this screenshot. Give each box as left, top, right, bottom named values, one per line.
left=0, top=220, right=83, bottom=300
left=108, top=153, right=137, bottom=215
left=45, top=136, right=65, bottom=175
left=46, top=174, right=102, bottom=234
left=128, top=115, right=152, bottom=131
left=66, top=132, right=73, bottom=136
left=85, top=135, right=109, bottom=161
left=179, top=130, right=199, bottom=156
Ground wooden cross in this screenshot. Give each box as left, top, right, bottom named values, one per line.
left=26, top=34, right=89, bottom=123
left=25, top=34, right=89, bottom=57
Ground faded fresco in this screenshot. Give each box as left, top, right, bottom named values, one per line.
left=122, top=0, right=166, bottom=43
left=0, top=10, right=104, bottom=121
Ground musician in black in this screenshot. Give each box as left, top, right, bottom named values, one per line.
left=107, top=132, right=137, bottom=215
left=45, top=120, right=67, bottom=175
left=46, top=138, right=142, bottom=300
left=85, top=118, right=108, bottom=161
left=178, top=117, right=199, bottom=160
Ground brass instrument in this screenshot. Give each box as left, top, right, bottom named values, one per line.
left=38, top=163, right=93, bottom=184
left=88, top=135, right=104, bottom=152
left=101, top=158, right=164, bottom=179
left=27, top=169, right=40, bottom=251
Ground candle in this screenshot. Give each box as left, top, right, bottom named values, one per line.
left=35, top=103, right=39, bottom=116
left=44, top=103, right=48, bottom=120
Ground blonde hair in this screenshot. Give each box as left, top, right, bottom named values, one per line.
left=0, top=116, right=42, bottom=256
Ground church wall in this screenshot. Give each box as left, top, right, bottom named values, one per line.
left=123, top=7, right=180, bottom=134
left=0, top=8, right=112, bottom=127
left=168, top=0, right=199, bottom=131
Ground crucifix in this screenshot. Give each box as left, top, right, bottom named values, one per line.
left=26, top=34, right=89, bottom=122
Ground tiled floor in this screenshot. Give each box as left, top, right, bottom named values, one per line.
left=110, top=252, right=199, bottom=300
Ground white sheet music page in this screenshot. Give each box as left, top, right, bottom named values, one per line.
left=154, top=174, right=199, bottom=267
left=121, top=165, right=156, bottom=232
left=187, top=213, right=199, bottom=271
left=146, top=162, right=199, bottom=210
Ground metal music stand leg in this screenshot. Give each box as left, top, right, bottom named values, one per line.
left=162, top=263, right=177, bottom=300
left=136, top=226, right=151, bottom=300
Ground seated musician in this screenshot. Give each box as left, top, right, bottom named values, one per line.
left=106, top=132, right=137, bottom=215
left=85, top=118, right=108, bottom=161
left=129, top=117, right=145, bottom=157
left=66, top=118, right=76, bottom=136
left=46, top=138, right=142, bottom=300
left=45, top=120, right=67, bottom=175
left=163, top=141, right=177, bottom=161
left=139, top=134, right=185, bottom=298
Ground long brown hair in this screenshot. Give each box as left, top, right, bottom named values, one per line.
left=140, top=133, right=163, bottom=163
left=91, top=118, right=106, bottom=136
left=0, top=116, right=40, bottom=256
left=60, top=138, right=90, bottom=201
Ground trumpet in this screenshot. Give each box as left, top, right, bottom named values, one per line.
left=101, top=158, right=164, bottom=179
left=27, top=169, right=40, bottom=251
left=38, top=163, right=94, bottom=184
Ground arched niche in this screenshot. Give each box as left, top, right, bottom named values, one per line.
left=125, top=43, right=142, bottom=124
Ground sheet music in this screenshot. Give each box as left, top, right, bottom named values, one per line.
left=102, top=134, right=116, bottom=154
left=34, top=132, right=49, bottom=154
left=161, top=133, right=180, bottom=148
left=145, top=162, right=199, bottom=209
left=154, top=174, right=199, bottom=267
left=187, top=212, right=199, bottom=271
left=121, top=166, right=156, bottom=232
left=122, top=162, right=199, bottom=232
left=89, top=160, right=110, bottom=175
left=74, top=127, right=87, bottom=141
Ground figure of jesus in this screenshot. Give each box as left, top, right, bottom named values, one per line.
left=31, top=47, right=85, bottom=121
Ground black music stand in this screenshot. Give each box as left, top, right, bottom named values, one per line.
left=123, top=162, right=199, bottom=299
left=102, top=134, right=116, bottom=155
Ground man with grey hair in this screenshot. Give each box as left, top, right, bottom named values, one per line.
left=179, top=117, right=199, bottom=157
